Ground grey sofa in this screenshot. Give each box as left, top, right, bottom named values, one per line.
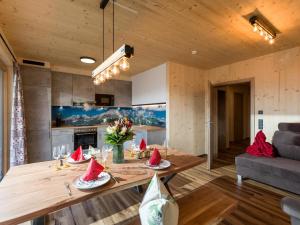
left=282, top=197, right=300, bottom=225
left=235, top=123, right=300, bottom=194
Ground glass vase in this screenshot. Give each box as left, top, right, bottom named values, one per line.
left=113, top=144, right=124, bottom=164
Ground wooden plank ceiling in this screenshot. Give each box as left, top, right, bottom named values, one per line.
left=0, top=0, right=300, bottom=76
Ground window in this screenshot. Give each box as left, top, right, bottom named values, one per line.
left=0, top=69, right=3, bottom=180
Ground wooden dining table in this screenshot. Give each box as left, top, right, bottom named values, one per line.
left=0, top=147, right=205, bottom=225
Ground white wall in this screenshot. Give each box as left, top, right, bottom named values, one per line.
left=132, top=64, right=167, bottom=105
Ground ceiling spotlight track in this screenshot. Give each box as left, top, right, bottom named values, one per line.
left=93, top=0, right=134, bottom=85
left=249, top=16, right=276, bottom=44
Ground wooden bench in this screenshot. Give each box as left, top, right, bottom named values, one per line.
left=131, top=185, right=237, bottom=225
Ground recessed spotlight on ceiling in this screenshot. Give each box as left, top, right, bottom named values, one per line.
left=191, top=50, right=198, bottom=55
left=80, top=56, right=96, bottom=64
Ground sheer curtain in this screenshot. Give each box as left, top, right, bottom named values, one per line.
left=10, top=62, right=27, bottom=166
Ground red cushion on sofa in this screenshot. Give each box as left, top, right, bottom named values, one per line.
left=246, top=131, right=275, bottom=157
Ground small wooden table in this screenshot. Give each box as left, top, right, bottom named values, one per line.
left=0, top=148, right=204, bottom=225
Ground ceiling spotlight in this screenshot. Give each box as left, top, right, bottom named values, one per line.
left=191, top=50, right=198, bottom=55
left=249, top=16, right=277, bottom=45
left=80, top=56, right=96, bottom=64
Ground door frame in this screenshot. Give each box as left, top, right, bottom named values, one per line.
left=0, top=62, right=12, bottom=175
left=206, top=78, right=255, bottom=170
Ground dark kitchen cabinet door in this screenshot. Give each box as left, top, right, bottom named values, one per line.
left=21, top=65, right=52, bottom=162
left=72, top=75, right=95, bottom=104
left=51, top=72, right=73, bottom=106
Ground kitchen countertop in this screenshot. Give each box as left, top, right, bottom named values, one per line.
left=52, top=125, right=165, bottom=132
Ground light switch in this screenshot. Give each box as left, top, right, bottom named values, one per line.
left=258, top=119, right=263, bottom=130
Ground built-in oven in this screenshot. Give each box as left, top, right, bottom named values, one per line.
left=74, top=127, right=97, bottom=150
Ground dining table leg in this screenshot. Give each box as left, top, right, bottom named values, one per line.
left=32, top=216, right=45, bottom=225
left=161, top=173, right=177, bottom=196
left=136, top=185, right=144, bottom=193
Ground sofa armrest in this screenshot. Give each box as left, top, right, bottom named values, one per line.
left=281, top=197, right=300, bottom=220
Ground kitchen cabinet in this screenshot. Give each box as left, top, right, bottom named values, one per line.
left=21, top=65, right=52, bottom=163
left=95, top=79, right=132, bottom=107
left=147, top=130, right=166, bottom=145
left=52, top=129, right=74, bottom=154
left=51, top=72, right=73, bottom=106
left=132, top=63, right=166, bottom=105
left=134, top=129, right=166, bottom=145
left=134, top=130, right=147, bottom=145
left=51, top=72, right=132, bottom=107
left=72, top=75, right=95, bottom=104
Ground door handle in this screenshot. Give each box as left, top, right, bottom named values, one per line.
left=49, top=121, right=51, bottom=139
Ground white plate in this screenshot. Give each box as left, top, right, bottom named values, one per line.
left=73, top=172, right=111, bottom=190
left=67, top=154, right=92, bottom=164
left=145, top=160, right=171, bottom=170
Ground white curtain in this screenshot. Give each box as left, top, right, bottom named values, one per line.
left=10, top=62, right=27, bottom=166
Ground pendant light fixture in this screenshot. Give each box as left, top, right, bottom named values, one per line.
left=93, top=0, right=134, bottom=85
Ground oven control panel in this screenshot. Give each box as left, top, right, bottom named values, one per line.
left=74, top=127, right=97, bottom=133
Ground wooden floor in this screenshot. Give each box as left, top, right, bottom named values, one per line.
left=47, top=143, right=296, bottom=225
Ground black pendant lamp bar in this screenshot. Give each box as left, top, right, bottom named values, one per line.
left=93, top=0, right=134, bottom=85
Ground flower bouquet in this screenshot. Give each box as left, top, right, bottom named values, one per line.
left=105, top=117, right=134, bottom=163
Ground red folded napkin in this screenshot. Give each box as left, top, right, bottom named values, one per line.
left=82, top=158, right=104, bottom=181
left=149, top=148, right=161, bottom=165
left=71, top=146, right=85, bottom=161
left=139, top=139, right=147, bottom=151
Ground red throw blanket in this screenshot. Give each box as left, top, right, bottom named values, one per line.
left=246, top=131, right=275, bottom=157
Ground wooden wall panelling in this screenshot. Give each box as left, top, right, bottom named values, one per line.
left=167, top=62, right=205, bottom=155
left=204, top=46, right=300, bottom=155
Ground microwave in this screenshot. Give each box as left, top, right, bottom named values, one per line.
left=95, top=94, right=114, bottom=106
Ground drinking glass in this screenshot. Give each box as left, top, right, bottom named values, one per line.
left=102, top=145, right=112, bottom=169
left=163, top=139, right=168, bottom=159
left=66, top=144, right=71, bottom=158
left=52, top=146, right=61, bottom=169
left=60, top=144, right=70, bottom=168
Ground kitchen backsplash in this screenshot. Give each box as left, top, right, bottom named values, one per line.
left=52, top=104, right=166, bottom=127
